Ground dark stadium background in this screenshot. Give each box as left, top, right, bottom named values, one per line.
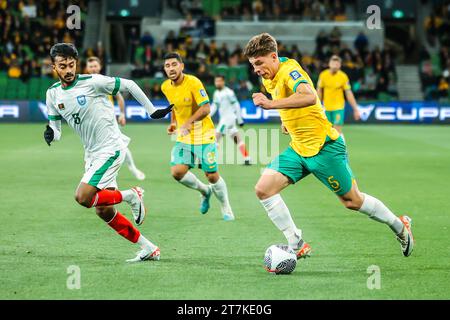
left=1, top=0, right=449, bottom=124
left=0, top=0, right=449, bottom=302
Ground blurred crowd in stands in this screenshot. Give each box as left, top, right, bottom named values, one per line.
left=220, top=0, right=347, bottom=21
left=130, top=25, right=397, bottom=101
left=420, top=0, right=450, bottom=101
left=169, top=0, right=349, bottom=22
left=8, top=0, right=450, bottom=102
left=0, top=0, right=88, bottom=82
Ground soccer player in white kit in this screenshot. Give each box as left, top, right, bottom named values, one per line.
left=43, top=43, right=172, bottom=262
left=85, top=56, right=146, bottom=181
left=211, top=75, right=251, bottom=165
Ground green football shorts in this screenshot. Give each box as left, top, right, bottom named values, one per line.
left=267, top=136, right=354, bottom=195
left=171, top=142, right=218, bottom=173
left=325, top=109, right=345, bottom=126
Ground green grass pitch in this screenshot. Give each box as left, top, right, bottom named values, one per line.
left=0, top=123, right=449, bottom=299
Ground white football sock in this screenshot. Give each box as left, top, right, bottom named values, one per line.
left=359, top=193, right=404, bottom=234
left=179, top=171, right=209, bottom=196
left=125, top=148, right=138, bottom=172
left=136, top=234, right=157, bottom=251
left=120, top=189, right=134, bottom=203
left=260, top=194, right=301, bottom=247
left=210, top=177, right=232, bottom=211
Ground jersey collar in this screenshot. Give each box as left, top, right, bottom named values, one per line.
left=171, top=73, right=186, bottom=87
left=61, top=74, right=80, bottom=90
left=267, top=57, right=289, bottom=87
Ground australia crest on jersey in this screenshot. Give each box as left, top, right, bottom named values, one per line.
left=76, top=95, right=87, bottom=106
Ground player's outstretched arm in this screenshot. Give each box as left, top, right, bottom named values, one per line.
left=112, top=77, right=172, bottom=119
left=344, top=89, right=361, bottom=121
left=115, top=92, right=126, bottom=126
left=179, top=103, right=211, bottom=136
left=252, top=83, right=316, bottom=110
left=150, top=104, right=174, bottom=119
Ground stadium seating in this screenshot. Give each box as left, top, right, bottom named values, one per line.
left=0, top=74, right=55, bottom=100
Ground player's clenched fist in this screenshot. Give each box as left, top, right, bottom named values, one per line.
left=179, top=123, right=191, bottom=137
left=118, top=113, right=126, bottom=126
left=44, top=125, right=54, bottom=146
left=167, top=122, right=177, bottom=135
left=150, top=104, right=174, bottom=119
left=353, top=108, right=361, bottom=121
left=252, top=93, right=273, bottom=109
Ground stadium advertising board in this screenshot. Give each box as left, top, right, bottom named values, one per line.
left=0, top=100, right=449, bottom=124
left=0, top=101, right=29, bottom=122
left=352, top=102, right=450, bottom=124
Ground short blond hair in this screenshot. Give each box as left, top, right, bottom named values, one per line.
left=243, top=33, right=278, bottom=58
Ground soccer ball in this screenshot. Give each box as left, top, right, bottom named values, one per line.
left=264, top=244, right=297, bottom=275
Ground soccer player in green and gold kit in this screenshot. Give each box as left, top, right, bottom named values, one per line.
left=317, top=55, right=360, bottom=139
left=244, top=33, right=414, bottom=258
left=161, top=53, right=234, bottom=221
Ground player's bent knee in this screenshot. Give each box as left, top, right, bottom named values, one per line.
left=171, top=168, right=187, bottom=181
left=172, top=172, right=185, bottom=181
left=206, top=172, right=219, bottom=184
left=255, top=184, right=272, bottom=200
left=74, top=192, right=93, bottom=208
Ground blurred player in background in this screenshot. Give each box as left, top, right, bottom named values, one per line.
left=161, top=53, right=235, bottom=221
left=85, top=57, right=146, bottom=181
left=44, top=43, right=172, bottom=262
left=211, top=75, right=251, bottom=165
left=245, top=34, right=414, bottom=259
left=317, top=55, right=361, bottom=139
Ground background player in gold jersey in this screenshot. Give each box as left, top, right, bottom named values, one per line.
left=244, top=33, right=414, bottom=258
left=85, top=57, right=146, bottom=181
left=317, top=55, right=360, bottom=139
left=161, top=53, right=234, bottom=221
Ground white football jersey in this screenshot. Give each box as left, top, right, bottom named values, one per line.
left=212, top=86, right=242, bottom=121
left=46, top=74, right=129, bottom=157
